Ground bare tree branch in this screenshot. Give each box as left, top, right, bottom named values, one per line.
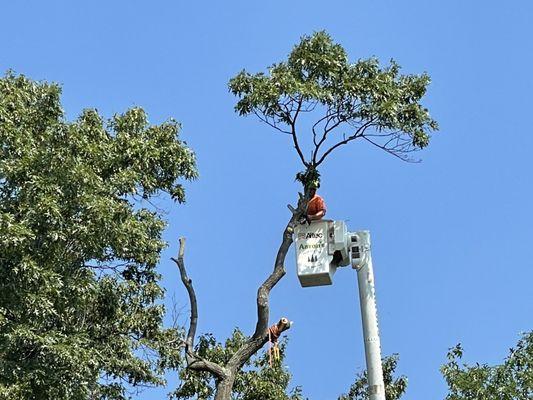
left=253, top=226, right=292, bottom=337
left=252, top=110, right=292, bottom=135
left=315, top=119, right=376, bottom=166
left=312, top=111, right=347, bottom=164
left=172, top=238, right=197, bottom=349
left=289, top=98, right=309, bottom=167
left=311, top=110, right=335, bottom=148
left=171, top=238, right=228, bottom=380
left=361, top=136, right=420, bottom=163
left=225, top=198, right=307, bottom=374
left=187, top=359, right=228, bottom=378
left=171, top=194, right=307, bottom=397
left=248, top=192, right=308, bottom=341
left=301, top=100, right=318, bottom=113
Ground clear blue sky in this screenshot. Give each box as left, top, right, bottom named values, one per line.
left=2, top=1, right=532, bottom=399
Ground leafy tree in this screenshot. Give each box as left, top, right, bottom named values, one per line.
left=0, top=73, right=197, bottom=399
left=229, top=30, right=438, bottom=188
left=172, top=328, right=405, bottom=400
left=339, top=355, right=407, bottom=400
left=441, top=331, right=533, bottom=400
left=171, top=31, right=437, bottom=400
left=172, top=329, right=302, bottom=400
left=336, top=332, right=533, bottom=400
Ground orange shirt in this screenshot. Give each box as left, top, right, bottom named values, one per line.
left=307, top=195, right=326, bottom=216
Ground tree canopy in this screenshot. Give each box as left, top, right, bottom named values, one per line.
left=229, top=31, right=438, bottom=177
left=0, top=73, right=197, bottom=399
left=339, top=355, right=407, bottom=400
left=441, top=332, right=533, bottom=400
left=337, top=332, right=533, bottom=400
left=172, top=330, right=302, bottom=400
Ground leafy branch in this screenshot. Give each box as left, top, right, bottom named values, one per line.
left=229, top=31, right=438, bottom=174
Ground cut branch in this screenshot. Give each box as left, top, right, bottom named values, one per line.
left=247, top=191, right=308, bottom=341
left=228, top=318, right=291, bottom=371
left=226, top=197, right=309, bottom=373
left=172, top=193, right=308, bottom=398
left=252, top=192, right=307, bottom=339
left=171, top=237, right=197, bottom=350
left=253, top=227, right=293, bottom=338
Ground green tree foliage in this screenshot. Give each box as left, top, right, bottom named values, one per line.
left=229, top=31, right=438, bottom=185
left=338, top=355, right=407, bottom=400
left=0, top=73, right=197, bottom=399
left=172, top=329, right=302, bottom=400
left=441, top=331, right=533, bottom=400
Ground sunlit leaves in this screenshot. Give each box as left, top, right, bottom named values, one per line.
left=0, top=73, right=197, bottom=399
left=441, top=332, right=533, bottom=400
left=229, top=31, right=438, bottom=164
left=171, top=329, right=302, bottom=400
left=338, top=354, right=407, bottom=400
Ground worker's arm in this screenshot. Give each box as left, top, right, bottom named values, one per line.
left=308, top=209, right=325, bottom=221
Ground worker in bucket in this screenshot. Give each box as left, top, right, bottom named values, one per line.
left=305, top=181, right=326, bottom=223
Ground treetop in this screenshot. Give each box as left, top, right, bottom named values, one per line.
left=229, top=31, right=438, bottom=172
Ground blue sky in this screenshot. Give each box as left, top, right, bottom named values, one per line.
left=2, top=1, right=532, bottom=398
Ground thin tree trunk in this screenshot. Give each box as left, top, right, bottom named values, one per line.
left=214, top=376, right=235, bottom=400
left=173, top=189, right=310, bottom=399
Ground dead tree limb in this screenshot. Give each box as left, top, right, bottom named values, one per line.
left=172, top=192, right=309, bottom=400
left=226, top=192, right=309, bottom=374
left=171, top=238, right=228, bottom=380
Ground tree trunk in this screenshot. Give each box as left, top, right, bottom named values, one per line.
left=214, top=375, right=235, bottom=400
left=173, top=191, right=306, bottom=399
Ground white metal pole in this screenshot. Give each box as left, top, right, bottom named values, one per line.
left=356, top=231, right=385, bottom=400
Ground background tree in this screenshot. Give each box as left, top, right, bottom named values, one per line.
left=172, top=330, right=302, bottom=400
left=339, top=355, right=407, bottom=400
left=441, top=331, right=533, bottom=400
left=335, top=332, right=533, bottom=400
left=0, top=73, right=197, bottom=399
left=171, top=31, right=437, bottom=400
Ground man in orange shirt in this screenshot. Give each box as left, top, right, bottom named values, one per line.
left=306, top=182, right=326, bottom=222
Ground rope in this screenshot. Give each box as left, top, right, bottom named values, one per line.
left=268, top=323, right=282, bottom=367
left=268, top=327, right=272, bottom=367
